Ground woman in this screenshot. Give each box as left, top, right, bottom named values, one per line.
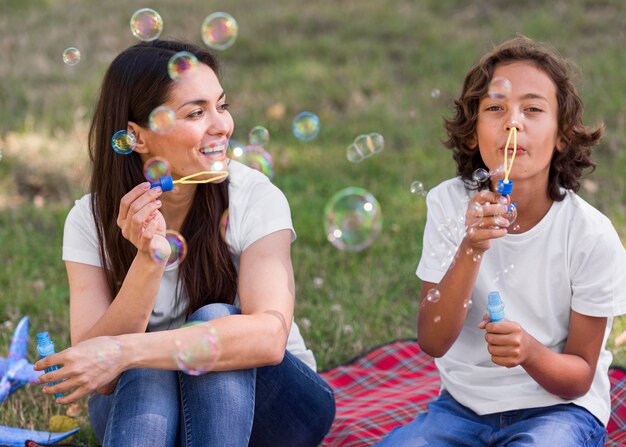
left=35, top=39, right=335, bottom=447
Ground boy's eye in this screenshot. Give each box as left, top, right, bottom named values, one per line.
left=526, top=107, right=543, bottom=113
left=484, top=105, right=503, bottom=112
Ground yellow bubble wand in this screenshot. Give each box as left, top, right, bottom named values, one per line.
left=150, top=169, right=229, bottom=191
left=497, top=127, right=517, bottom=196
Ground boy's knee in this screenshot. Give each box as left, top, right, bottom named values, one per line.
left=188, top=303, right=240, bottom=322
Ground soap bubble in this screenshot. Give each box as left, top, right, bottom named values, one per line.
left=487, top=76, right=512, bottom=100
left=143, top=157, right=171, bottom=183
left=228, top=139, right=246, bottom=159
left=174, top=323, right=221, bottom=375
left=430, top=88, right=441, bottom=98
left=168, top=51, right=198, bottom=80
left=96, top=339, right=122, bottom=366
left=130, top=8, right=163, bottom=41
left=425, top=288, right=441, bottom=303
left=111, top=130, right=136, bottom=155
left=465, top=201, right=484, bottom=228
left=353, top=133, right=384, bottom=157
left=410, top=181, right=427, bottom=196
left=292, top=111, right=320, bottom=141
left=248, top=126, right=270, bottom=146
left=324, top=187, right=382, bottom=252
left=237, top=146, right=274, bottom=179
left=472, top=168, right=490, bottom=184
left=149, top=106, right=176, bottom=134
left=161, top=230, right=187, bottom=266
left=346, top=144, right=365, bottom=163
left=201, top=12, right=238, bottom=50
left=62, top=47, right=81, bottom=66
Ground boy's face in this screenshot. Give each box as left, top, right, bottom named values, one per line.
left=474, top=60, right=563, bottom=186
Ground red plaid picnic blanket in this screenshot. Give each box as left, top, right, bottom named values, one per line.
left=320, top=339, right=626, bottom=447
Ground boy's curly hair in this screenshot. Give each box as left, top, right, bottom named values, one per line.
left=443, top=35, right=604, bottom=200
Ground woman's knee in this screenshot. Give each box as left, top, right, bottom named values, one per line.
left=188, top=303, right=240, bottom=322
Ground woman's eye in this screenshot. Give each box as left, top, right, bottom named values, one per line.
left=188, top=109, right=204, bottom=118
left=219, top=103, right=230, bottom=112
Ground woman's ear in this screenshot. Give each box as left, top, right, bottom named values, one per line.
left=127, top=121, right=149, bottom=154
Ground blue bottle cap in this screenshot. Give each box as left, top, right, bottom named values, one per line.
left=150, top=175, right=174, bottom=192
left=497, top=179, right=513, bottom=195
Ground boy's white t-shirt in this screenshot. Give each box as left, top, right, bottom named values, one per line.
left=63, top=160, right=317, bottom=371
left=417, top=177, right=626, bottom=425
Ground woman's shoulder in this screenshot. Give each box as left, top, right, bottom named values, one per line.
left=228, top=160, right=286, bottom=202
left=66, top=193, right=94, bottom=221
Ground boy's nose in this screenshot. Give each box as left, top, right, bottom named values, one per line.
left=504, top=117, right=523, bottom=132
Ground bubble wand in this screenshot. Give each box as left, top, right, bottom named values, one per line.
left=497, top=126, right=517, bottom=196
left=150, top=170, right=229, bottom=192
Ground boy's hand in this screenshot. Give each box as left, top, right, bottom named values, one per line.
left=465, top=190, right=510, bottom=252
left=479, top=312, right=532, bottom=368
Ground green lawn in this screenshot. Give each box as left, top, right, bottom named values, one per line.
left=1, top=0, right=625, bottom=444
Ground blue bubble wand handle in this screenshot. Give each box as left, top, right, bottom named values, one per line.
left=36, top=332, right=64, bottom=399
left=487, top=291, right=505, bottom=322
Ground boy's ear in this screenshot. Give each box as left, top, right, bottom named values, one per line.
left=127, top=122, right=149, bottom=154
left=555, top=134, right=566, bottom=152
left=467, top=134, right=478, bottom=150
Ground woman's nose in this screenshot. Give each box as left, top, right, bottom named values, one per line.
left=208, top=111, right=231, bottom=135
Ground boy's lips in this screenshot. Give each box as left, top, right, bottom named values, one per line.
left=500, top=145, right=526, bottom=154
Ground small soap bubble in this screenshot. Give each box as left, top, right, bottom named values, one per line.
left=324, top=187, right=382, bottom=252
left=210, top=161, right=225, bottom=172
left=489, top=164, right=506, bottom=178
left=472, top=168, right=489, bottom=184
left=62, top=47, right=81, bottom=66
left=463, top=298, right=473, bottom=309
left=472, top=253, right=482, bottom=262
left=219, top=209, right=229, bottom=241
left=410, top=181, right=427, bottom=196
left=130, top=8, right=163, bottom=41
left=163, top=230, right=187, bottom=266
left=168, top=51, right=198, bottom=80
left=353, top=133, right=384, bottom=157
left=174, top=323, right=221, bottom=375
left=111, top=130, right=136, bottom=155
left=487, top=76, right=512, bottom=100
left=149, top=106, right=176, bottom=134
left=346, top=144, right=365, bottom=163
left=292, top=111, right=320, bottom=141
left=201, top=12, right=238, bottom=50
left=433, top=315, right=441, bottom=323
left=425, top=289, right=441, bottom=303
left=248, top=126, right=270, bottom=146
left=512, top=224, right=520, bottom=232
left=143, top=157, right=171, bottom=183
left=466, top=201, right=484, bottom=228
left=430, top=88, right=441, bottom=98
left=238, top=146, right=274, bottom=179
left=96, top=339, right=122, bottom=366
left=312, top=277, right=324, bottom=289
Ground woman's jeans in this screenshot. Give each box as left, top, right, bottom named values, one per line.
left=88, top=304, right=336, bottom=447
left=375, top=390, right=607, bottom=447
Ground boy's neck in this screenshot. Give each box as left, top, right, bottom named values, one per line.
left=506, top=179, right=553, bottom=234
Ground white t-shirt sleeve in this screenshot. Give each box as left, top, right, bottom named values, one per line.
left=239, top=180, right=296, bottom=252
left=62, top=195, right=102, bottom=267
left=570, top=222, right=626, bottom=317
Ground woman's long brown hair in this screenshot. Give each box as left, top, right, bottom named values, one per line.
left=88, top=40, right=237, bottom=319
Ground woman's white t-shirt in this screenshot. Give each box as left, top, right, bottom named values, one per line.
left=63, top=160, right=317, bottom=371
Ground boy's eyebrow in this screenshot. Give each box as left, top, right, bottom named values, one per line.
left=177, top=91, right=226, bottom=110
left=520, top=92, right=549, bottom=101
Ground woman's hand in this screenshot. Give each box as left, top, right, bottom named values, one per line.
left=34, top=336, right=126, bottom=404
left=464, top=190, right=510, bottom=252
left=116, top=182, right=170, bottom=261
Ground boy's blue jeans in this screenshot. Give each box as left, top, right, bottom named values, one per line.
left=375, top=390, right=606, bottom=447
left=88, top=303, right=336, bottom=447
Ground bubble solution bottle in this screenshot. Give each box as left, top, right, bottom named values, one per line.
left=36, top=332, right=64, bottom=398
left=487, top=291, right=505, bottom=322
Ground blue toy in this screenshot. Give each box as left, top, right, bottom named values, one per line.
left=0, top=317, right=80, bottom=446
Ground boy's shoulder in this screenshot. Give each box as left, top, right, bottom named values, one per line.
left=559, top=190, right=615, bottom=233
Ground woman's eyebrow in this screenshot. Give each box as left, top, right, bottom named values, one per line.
left=177, top=91, right=226, bottom=110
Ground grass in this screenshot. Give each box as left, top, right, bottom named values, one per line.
left=1, top=0, right=625, bottom=444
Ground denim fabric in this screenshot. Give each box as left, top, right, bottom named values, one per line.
left=375, top=390, right=606, bottom=447
left=89, top=303, right=335, bottom=447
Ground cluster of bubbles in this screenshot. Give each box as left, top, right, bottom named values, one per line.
left=174, top=321, right=221, bottom=375
left=346, top=133, right=384, bottom=163
left=62, top=47, right=81, bottom=66
left=324, top=187, right=382, bottom=252
left=228, top=127, right=274, bottom=179
left=292, top=112, right=320, bottom=141
left=129, top=8, right=238, bottom=52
